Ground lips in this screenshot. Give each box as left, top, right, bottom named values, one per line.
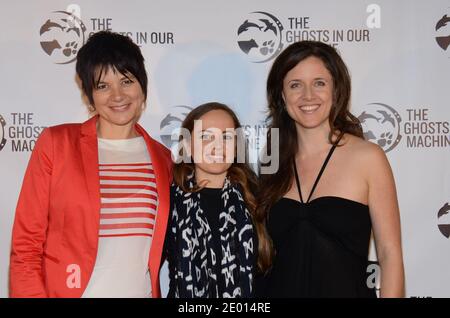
left=109, top=103, right=131, bottom=112
left=204, top=155, right=226, bottom=163
left=299, top=104, right=320, bottom=114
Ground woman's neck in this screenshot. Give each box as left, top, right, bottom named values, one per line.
left=295, top=124, right=334, bottom=158
left=194, top=168, right=227, bottom=189
left=97, top=120, right=138, bottom=139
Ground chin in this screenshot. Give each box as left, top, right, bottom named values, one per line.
left=109, top=114, right=138, bottom=126
left=295, top=117, right=329, bottom=130
left=197, top=163, right=232, bottom=175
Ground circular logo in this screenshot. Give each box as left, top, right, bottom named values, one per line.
left=358, top=103, right=402, bottom=153
left=159, top=105, right=193, bottom=149
left=237, top=11, right=284, bottom=63
left=435, top=14, right=450, bottom=51
left=0, top=114, right=6, bottom=151
left=39, top=11, right=87, bottom=64
left=438, top=202, right=450, bottom=239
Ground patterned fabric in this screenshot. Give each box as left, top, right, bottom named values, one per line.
left=167, top=175, right=255, bottom=298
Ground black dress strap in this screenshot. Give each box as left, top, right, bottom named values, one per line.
left=293, top=134, right=343, bottom=203
left=293, top=158, right=304, bottom=203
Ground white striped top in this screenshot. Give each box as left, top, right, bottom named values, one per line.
left=82, top=137, right=157, bottom=298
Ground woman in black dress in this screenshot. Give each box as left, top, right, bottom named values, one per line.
left=256, top=41, right=405, bottom=297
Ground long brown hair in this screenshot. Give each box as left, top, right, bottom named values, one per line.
left=173, top=102, right=272, bottom=272
left=257, top=41, right=364, bottom=272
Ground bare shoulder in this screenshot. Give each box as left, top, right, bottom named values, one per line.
left=339, top=133, right=390, bottom=172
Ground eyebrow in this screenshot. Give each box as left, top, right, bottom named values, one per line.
left=288, top=77, right=330, bottom=84
left=95, top=74, right=134, bottom=84
left=95, top=81, right=107, bottom=87
left=200, top=129, right=235, bottom=133
left=289, top=77, right=328, bottom=82
left=121, top=73, right=134, bottom=80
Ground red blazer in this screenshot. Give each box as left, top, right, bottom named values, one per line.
left=9, top=116, right=173, bottom=298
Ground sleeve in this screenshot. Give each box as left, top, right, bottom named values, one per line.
left=165, top=185, right=177, bottom=298
left=9, top=128, right=54, bottom=298
left=163, top=145, right=173, bottom=183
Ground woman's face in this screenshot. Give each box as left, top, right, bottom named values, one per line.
left=92, top=67, right=145, bottom=137
left=191, top=109, right=236, bottom=179
left=282, top=56, right=334, bottom=131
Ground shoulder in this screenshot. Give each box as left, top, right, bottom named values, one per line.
left=340, top=133, right=386, bottom=161
left=136, top=124, right=170, bottom=156
left=148, top=136, right=172, bottom=164
left=36, top=122, right=82, bottom=147
left=151, top=137, right=171, bottom=157
left=142, top=133, right=173, bottom=178
left=136, top=125, right=172, bottom=159
left=46, top=122, right=82, bottom=138
left=340, top=133, right=392, bottom=178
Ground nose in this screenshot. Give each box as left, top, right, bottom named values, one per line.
left=211, top=135, right=225, bottom=157
left=211, top=140, right=223, bottom=156
left=303, top=84, right=314, bottom=100
left=110, top=85, right=125, bottom=102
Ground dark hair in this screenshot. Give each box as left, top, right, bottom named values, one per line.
left=173, top=102, right=272, bottom=272
left=76, top=31, right=148, bottom=106
left=256, top=41, right=363, bottom=272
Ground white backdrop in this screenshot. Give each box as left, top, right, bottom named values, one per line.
left=1, top=0, right=449, bottom=298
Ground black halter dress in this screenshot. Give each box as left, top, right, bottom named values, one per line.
left=262, top=139, right=377, bottom=298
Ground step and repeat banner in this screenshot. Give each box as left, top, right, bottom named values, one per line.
left=0, top=0, right=449, bottom=297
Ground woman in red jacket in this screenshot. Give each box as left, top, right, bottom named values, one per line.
left=9, top=31, right=172, bottom=298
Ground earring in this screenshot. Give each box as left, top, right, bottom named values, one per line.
left=88, top=105, right=96, bottom=112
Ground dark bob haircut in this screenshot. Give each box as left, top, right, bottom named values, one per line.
left=75, top=31, right=148, bottom=106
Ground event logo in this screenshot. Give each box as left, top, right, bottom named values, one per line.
left=0, top=114, right=6, bottom=151
left=4, top=113, right=46, bottom=152
left=358, top=103, right=402, bottom=152
left=437, top=202, right=450, bottom=239
left=237, top=7, right=376, bottom=63
left=435, top=13, right=450, bottom=51
left=359, top=105, right=449, bottom=151
left=159, top=105, right=193, bottom=149
left=39, top=10, right=87, bottom=64
left=237, top=11, right=284, bottom=63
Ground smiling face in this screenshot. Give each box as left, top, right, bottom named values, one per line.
left=191, top=109, right=236, bottom=186
left=282, top=56, right=334, bottom=132
left=92, top=66, right=146, bottom=138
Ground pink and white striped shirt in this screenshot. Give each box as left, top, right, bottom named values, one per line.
left=82, top=137, right=158, bottom=298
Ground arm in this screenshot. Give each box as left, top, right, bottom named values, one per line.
left=9, top=128, right=53, bottom=298
left=366, top=145, right=405, bottom=298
